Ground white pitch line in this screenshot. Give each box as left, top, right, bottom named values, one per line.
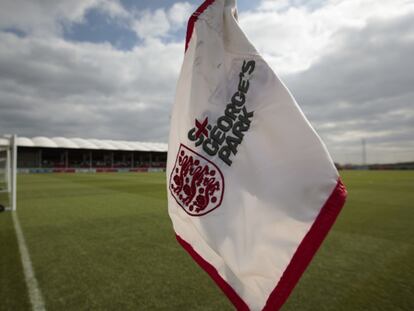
left=12, top=211, right=46, bottom=311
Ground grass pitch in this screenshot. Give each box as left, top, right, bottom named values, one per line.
left=0, top=171, right=413, bottom=310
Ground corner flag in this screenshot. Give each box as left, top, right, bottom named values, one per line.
left=167, top=0, right=347, bottom=310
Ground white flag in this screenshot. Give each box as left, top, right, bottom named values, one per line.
left=167, top=0, right=347, bottom=310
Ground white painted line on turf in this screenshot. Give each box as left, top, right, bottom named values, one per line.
left=12, top=211, right=46, bottom=311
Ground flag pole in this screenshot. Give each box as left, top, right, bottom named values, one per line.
left=11, top=134, right=17, bottom=211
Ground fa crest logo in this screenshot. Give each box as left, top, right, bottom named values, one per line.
left=169, top=144, right=224, bottom=216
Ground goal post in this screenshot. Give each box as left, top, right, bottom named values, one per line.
left=0, top=134, right=17, bottom=212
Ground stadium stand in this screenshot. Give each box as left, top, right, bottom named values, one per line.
left=2, top=136, right=167, bottom=173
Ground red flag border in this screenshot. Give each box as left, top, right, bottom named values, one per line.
left=175, top=178, right=347, bottom=310
left=180, top=1, right=348, bottom=309
left=185, top=0, right=215, bottom=51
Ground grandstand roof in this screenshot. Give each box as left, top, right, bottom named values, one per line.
left=0, top=136, right=168, bottom=152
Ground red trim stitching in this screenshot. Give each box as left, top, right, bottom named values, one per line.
left=174, top=178, right=347, bottom=310
left=263, top=178, right=347, bottom=310
left=185, top=0, right=216, bottom=52
left=176, top=234, right=250, bottom=311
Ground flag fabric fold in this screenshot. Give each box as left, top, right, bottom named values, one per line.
left=167, top=0, right=347, bottom=310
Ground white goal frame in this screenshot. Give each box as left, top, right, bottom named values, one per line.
left=0, top=134, right=17, bottom=211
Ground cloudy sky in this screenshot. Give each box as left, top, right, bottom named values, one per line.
left=0, top=0, right=413, bottom=164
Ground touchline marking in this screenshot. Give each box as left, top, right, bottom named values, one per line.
left=12, top=212, right=46, bottom=311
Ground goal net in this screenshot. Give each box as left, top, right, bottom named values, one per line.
left=0, top=135, right=17, bottom=211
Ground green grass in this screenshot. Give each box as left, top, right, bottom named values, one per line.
left=0, top=211, right=31, bottom=310
left=283, top=171, right=414, bottom=311
left=0, top=171, right=413, bottom=310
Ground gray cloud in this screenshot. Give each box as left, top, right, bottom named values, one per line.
left=0, top=0, right=128, bottom=37
left=283, top=13, right=414, bottom=163
left=0, top=32, right=181, bottom=142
